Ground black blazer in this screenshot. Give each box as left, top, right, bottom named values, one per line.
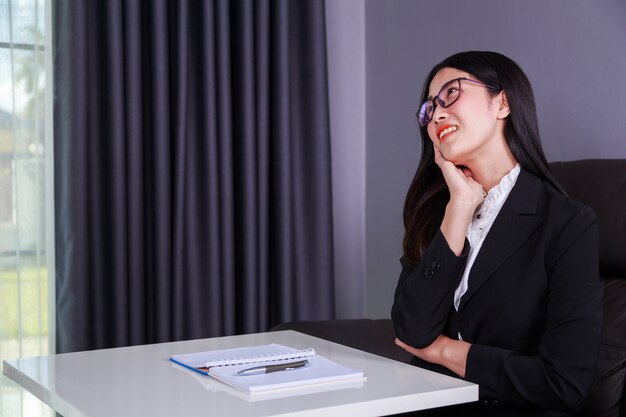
left=391, top=170, right=604, bottom=415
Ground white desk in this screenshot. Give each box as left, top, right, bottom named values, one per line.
left=3, top=330, right=477, bottom=416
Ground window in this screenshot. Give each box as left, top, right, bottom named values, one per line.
left=0, top=0, right=53, bottom=415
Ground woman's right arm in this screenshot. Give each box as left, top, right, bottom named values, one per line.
left=391, top=230, right=469, bottom=348
left=434, top=145, right=485, bottom=255
left=392, top=145, right=482, bottom=348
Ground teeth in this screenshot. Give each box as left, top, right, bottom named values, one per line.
left=439, top=126, right=458, bottom=140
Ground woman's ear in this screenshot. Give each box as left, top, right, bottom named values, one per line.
left=496, top=91, right=510, bottom=119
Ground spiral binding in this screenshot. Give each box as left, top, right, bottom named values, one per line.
left=207, top=347, right=316, bottom=368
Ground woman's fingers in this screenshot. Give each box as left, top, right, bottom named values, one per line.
left=433, top=145, right=461, bottom=179
left=432, top=143, right=446, bottom=167
left=395, top=338, right=418, bottom=356
left=433, top=149, right=485, bottom=208
left=461, top=167, right=473, bottom=179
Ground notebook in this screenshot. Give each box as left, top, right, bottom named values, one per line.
left=170, top=343, right=366, bottom=394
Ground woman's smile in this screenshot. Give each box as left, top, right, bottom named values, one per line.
left=437, top=124, right=458, bottom=143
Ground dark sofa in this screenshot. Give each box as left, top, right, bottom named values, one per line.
left=272, top=159, right=626, bottom=417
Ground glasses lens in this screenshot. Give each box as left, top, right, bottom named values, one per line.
left=417, top=100, right=433, bottom=127
left=439, top=79, right=460, bottom=108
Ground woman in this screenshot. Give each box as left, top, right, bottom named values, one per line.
left=391, top=51, right=603, bottom=416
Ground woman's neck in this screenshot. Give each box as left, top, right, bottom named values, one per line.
left=471, top=160, right=518, bottom=191
left=464, top=137, right=518, bottom=191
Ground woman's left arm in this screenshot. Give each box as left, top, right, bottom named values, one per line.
left=395, top=335, right=471, bottom=378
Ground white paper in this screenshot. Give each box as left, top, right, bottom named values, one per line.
left=208, top=355, right=366, bottom=394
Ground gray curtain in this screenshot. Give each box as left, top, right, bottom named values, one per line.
left=53, top=0, right=334, bottom=353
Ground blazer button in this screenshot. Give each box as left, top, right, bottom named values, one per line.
left=431, top=261, right=440, bottom=270
left=425, top=268, right=434, bottom=278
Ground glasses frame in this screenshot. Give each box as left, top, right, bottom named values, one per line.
left=417, top=77, right=501, bottom=127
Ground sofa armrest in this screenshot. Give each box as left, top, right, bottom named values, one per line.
left=578, top=278, right=626, bottom=417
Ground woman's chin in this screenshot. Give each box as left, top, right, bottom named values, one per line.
left=440, top=149, right=462, bottom=165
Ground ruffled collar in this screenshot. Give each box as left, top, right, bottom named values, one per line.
left=472, top=164, right=521, bottom=226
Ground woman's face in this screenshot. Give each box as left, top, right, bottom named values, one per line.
left=426, top=67, right=506, bottom=166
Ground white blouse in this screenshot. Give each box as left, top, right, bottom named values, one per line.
left=453, top=164, right=521, bottom=323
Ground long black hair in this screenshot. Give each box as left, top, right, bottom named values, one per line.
left=403, top=51, right=564, bottom=266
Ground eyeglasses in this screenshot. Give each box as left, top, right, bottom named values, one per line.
left=417, top=77, right=501, bottom=127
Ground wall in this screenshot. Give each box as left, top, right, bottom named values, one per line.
left=361, top=0, right=626, bottom=318
left=326, top=0, right=366, bottom=318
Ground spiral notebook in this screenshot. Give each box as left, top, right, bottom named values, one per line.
left=170, top=343, right=365, bottom=394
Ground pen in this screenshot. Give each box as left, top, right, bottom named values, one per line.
left=237, top=359, right=310, bottom=376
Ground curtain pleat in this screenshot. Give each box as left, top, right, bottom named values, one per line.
left=54, top=0, right=334, bottom=353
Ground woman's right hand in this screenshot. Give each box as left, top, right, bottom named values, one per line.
left=432, top=144, right=485, bottom=211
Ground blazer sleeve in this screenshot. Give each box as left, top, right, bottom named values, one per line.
left=391, top=230, right=470, bottom=348
left=465, top=206, right=604, bottom=412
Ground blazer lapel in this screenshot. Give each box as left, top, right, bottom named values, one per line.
left=458, top=170, right=544, bottom=311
